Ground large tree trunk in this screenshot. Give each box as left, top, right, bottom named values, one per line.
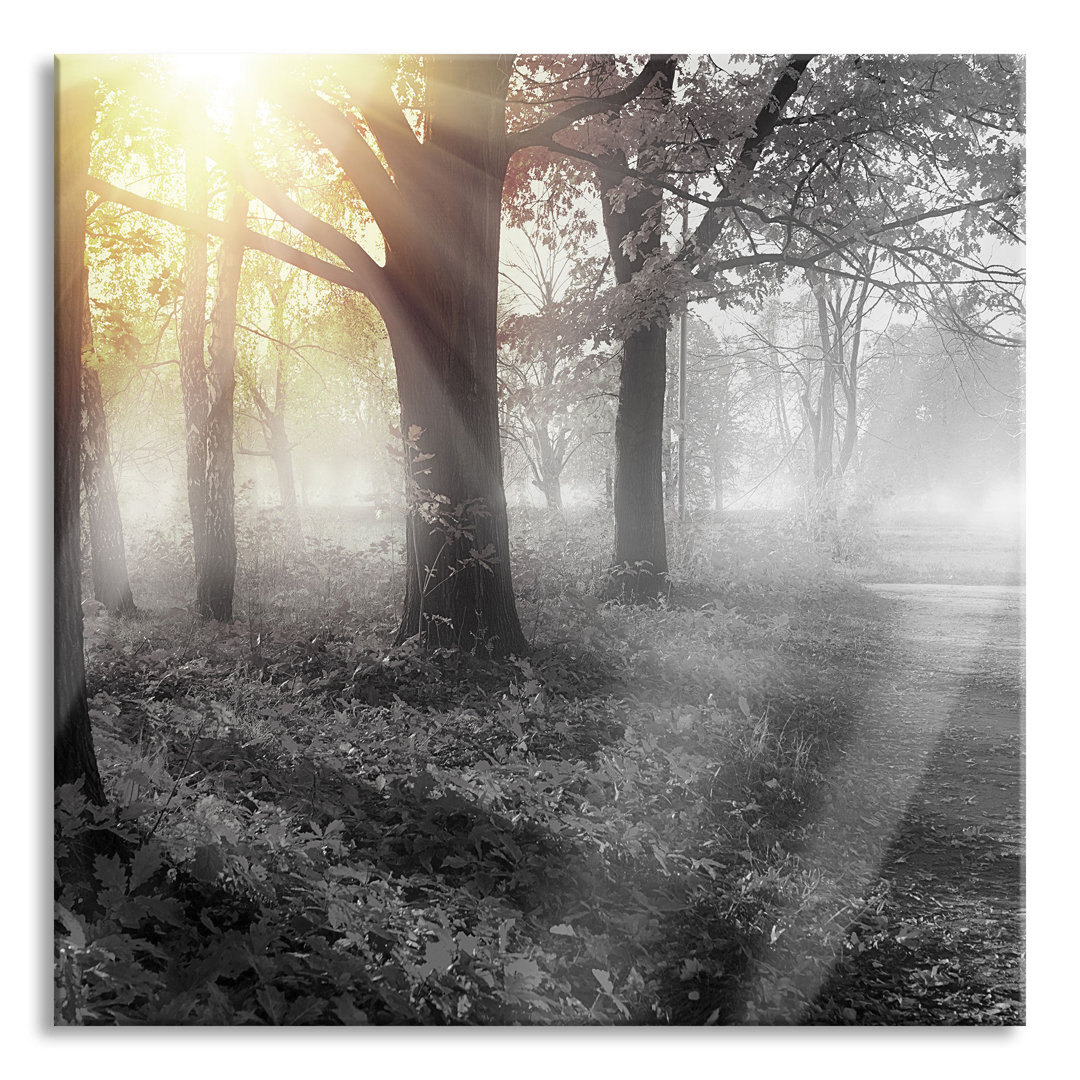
left=383, top=56, right=526, bottom=656
left=611, top=322, right=669, bottom=596
left=180, top=148, right=210, bottom=586
left=597, top=57, right=676, bottom=601
left=197, top=185, right=247, bottom=621
left=80, top=275, right=135, bottom=616
left=55, top=60, right=105, bottom=804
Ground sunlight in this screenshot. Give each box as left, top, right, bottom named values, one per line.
left=58, top=51, right=1026, bottom=1029
left=169, top=53, right=250, bottom=96
left=167, top=54, right=252, bottom=127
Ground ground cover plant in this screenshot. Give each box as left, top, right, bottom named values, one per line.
left=54, top=51, right=1024, bottom=1030
left=55, top=510, right=1023, bottom=1025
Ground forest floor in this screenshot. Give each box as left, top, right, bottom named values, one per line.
left=55, top=511, right=1025, bottom=1025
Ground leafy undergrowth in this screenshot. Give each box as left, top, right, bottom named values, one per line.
left=56, top=511, right=1013, bottom=1025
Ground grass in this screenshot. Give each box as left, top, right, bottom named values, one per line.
left=844, top=513, right=1025, bottom=587
left=58, top=507, right=915, bottom=1024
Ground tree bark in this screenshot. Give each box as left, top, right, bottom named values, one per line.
left=662, top=379, right=675, bottom=510
left=180, top=147, right=210, bottom=585
left=836, top=270, right=872, bottom=476
left=80, top=271, right=135, bottom=615
left=197, top=184, right=247, bottom=621
left=598, top=58, right=676, bottom=600
left=532, top=473, right=564, bottom=513
left=805, top=279, right=838, bottom=529
left=262, top=322, right=303, bottom=543
left=383, top=57, right=526, bottom=655
left=55, top=60, right=105, bottom=803
left=268, top=412, right=299, bottom=518
left=530, top=427, right=564, bottom=511
left=610, top=322, right=670, bottom=595
left=80, top=270, right=135, bottom=616
left=710, top=429, right=725, bottom=514
left=80, top=367, right=135, bottom=617
left=87, top=56, right=672, bottom=654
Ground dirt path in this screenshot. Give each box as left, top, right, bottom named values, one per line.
left=744, top=583, right=1024, bottom=1024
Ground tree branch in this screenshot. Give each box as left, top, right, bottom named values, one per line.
left=86, top=176, right=390, bottom=309
left=255, top=65, right=411, bottom=248
left=683, top=55, right=815, bottom=269
left=507, top=55, right=674, bottom=155
left=198, top=127, right=377, bottom=277
left=338, top=58, right=423, bottom=182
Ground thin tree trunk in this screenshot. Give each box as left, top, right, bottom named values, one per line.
left=180, top=147, right=209, bottom=585
left=264, top=277, right=303, bottom=541
left=81, top=366, right=135, bottom=616
left=268, top=416, right=298, bottom=515
left=662, top=384, right=675, bottom=510
left=711, top=429, right=725, bottom=513
left=773, top=360, right=793, bottom=459
left=677, top=308, right=688, bottom=522
left=80, top=271, right=135, bottom=615
left=806, top=282, right=838, bottom=531
left=245, top=376, right=303, bottom=543
left=80, top=272, right=135, bottom=614
left=267, top=410, right=304, bottom=545
left=837, top=273, right=871, bottom=476
left=198, top=183, right=247, bottom=621
left=55, top=59, right=105, bottom=803
left=813, top=285, right=836, bottom=490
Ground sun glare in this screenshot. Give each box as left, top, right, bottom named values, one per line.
left=168, top=54, right=251, bottom=119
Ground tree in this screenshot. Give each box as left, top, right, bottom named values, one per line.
left=550, top=53, right=1020, bottom=567
left=197, top=175, right=248, bottom=621
left=56, top=59, right=106, bottom=804
left=80, top=273, right=136, bottom=616
left=514, top=55, right=813, bottom=595
left=236, top=267, right=308, bottom=542
left=597, top=57, right=678, bottom=598
left=857, top=322, right=1024, bottom=509
left=498, top=224, right=613, bottom=512
left=664, top=315, right=749, bottom=515
left=89, top=54, right=671, bottom=654
left=84, top=85, right=191, bottom=555
left=179, top=143, right=211, bottom=593
left=800, top=259, right=877, bottom=520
